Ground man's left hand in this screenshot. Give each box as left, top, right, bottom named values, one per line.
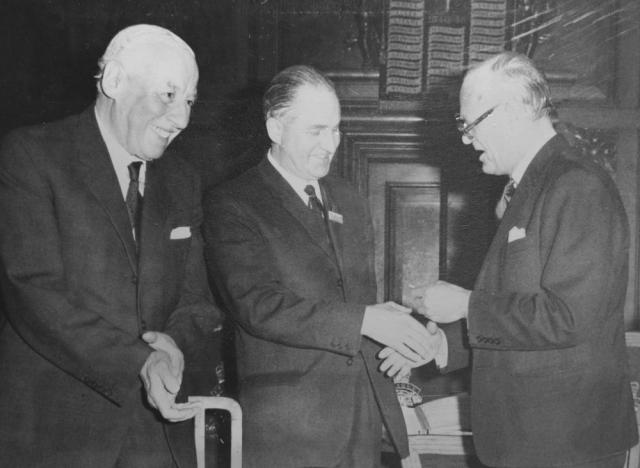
left=140, top=331, right=198, bottom=422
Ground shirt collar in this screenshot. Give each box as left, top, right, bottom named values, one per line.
left=510, top=134, right=557, bottom=187
left=267, top=150, right=322, bottom=204
left=510, top=147, right=537, bottom=187
left=94, top=107, right=146, bottom=198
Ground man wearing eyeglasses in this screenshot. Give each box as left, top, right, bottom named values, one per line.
left=203, top=65, right=443, bottom=468
left=380, top=52, right=637, bottom=467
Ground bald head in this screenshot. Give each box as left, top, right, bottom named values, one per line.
left=96, top=24, right=195, bottom=84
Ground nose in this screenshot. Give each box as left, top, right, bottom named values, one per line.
left=167, top=101, right=191, bottom=130
left=319, top=128, right=340, bottom=153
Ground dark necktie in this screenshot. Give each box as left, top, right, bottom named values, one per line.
left=126, top=161, right=143, bottom=241
left=304, top=184, right=344, bottom=292
left=495, top=178, right=515, bottom=219
left=305, top=184, right=339, bottom=252
left=304, top=184, right=325, bottom=215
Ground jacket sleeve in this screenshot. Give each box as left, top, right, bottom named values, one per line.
left=440, top=320, right=472, bottom=372
left=467, top=166, right=629, bottom=351
left=202, top=190, right=365, bottom=357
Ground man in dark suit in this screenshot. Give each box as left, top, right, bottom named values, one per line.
left=0, top=24, right=221, bottom=467
left=203, top=65, right=441, bottom=468
left=382, top=51, right=638, bottom=467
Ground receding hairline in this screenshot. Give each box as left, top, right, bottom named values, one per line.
left=460, top=52, right=552, bottom=119
left=282, top=82, right=338, bottom=118
left=263, top=65, right=337, bottom=121
left=461, top=65, right=506, bottom=105
left=97, top=24, right=195, bottom=75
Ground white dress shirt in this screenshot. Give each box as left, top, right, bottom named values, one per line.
left=94, top=108, right=146, bottom=199
left=267, top=150, right=323, bottom=206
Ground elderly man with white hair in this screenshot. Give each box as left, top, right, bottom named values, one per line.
left=0, top=24, right=221, bottom=467
left=381, top=51, right=637, bottom=468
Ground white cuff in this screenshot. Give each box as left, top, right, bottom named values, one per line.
left=434, top=328, right=448, bottom=369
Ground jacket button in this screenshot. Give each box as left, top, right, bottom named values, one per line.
left=131, top=275, right=138, bottom=284
left=140, top=320, right=147, bottom=331
left=337, top=279, right=343, bottom=288
left=347, top=358, right=353, bottom=366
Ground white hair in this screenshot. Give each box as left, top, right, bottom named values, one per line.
left=463, top=51, right=553, bottom=119
left=95, top=24, right=194, bottom=80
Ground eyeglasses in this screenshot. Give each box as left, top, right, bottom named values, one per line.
left=455, top=106, right=496, bottom=140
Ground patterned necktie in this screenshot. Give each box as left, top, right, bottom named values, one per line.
left=495, top=178, right=515, bottom=220
left=126, top=161, right=143, bottom=241
left=304, top=184, right=325, bottom=216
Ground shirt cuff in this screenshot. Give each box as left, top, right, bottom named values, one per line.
left=434, top=328, right=448, bottom=368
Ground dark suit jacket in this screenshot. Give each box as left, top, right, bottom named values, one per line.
left=445, top=135, right=638, bottom=467
left=203, top=158, right=408, bottom=467
left=0, top=107, right=221, bottom=467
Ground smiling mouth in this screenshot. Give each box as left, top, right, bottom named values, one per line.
left=153, top=126, right=175, bottom=140
left=313, top=153, right=333, bottom=162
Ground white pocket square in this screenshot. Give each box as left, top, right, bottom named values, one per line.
left=508, top=226, right=526, bottom=243
left=170, top=226, right=191, bottom=240
left=328, top=210, right=343, bottom=224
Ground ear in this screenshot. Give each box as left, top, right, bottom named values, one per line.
left=266, top=117, right=283, bottom=145
left=99, top=61, right=126, bottom=99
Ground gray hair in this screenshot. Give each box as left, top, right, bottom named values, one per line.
left=95, top=24, right=194, bottom=81
left=468, top=51, right=553, bottom=119
left=262, top=65, right=336, bottom=121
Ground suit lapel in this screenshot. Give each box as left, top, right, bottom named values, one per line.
left=477, top=134, right=569, bottom=286
left=74, top=107, right=138, bottom=274
left=500, top=134, right=567, bottom=228
left=258, top=159, right=339, bottom=267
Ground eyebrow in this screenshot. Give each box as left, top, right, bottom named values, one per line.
left=307, top=124, right=338, bottom=130
left=162, top=81, right=198, bottom=101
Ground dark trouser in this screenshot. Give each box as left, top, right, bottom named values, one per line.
left=115, top=392, right=176, bottom=468
left=329, top=368, right=383, bottom=468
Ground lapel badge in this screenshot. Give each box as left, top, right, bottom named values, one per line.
left=328, top=211, right=343, bottom=224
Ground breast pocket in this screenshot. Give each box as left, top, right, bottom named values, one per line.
left=165, top=212, right=193, bottom=261
left=503, top=238, right=540, bottom=291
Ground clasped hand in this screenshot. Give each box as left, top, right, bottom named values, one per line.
left=361, top=301, right=439, bottom=362
left=416, top=280, right=471, bottom=324
left=378, top=321, right=442, bottom=379
left=374, top=280, right=470, bottom=379
left=139, top=331, right=199, bottom=422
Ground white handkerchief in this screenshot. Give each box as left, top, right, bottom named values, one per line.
left=328, top=211, right=343, bottom=224
left=170, top=226, right=191, bottom=240
left=508, top=226, right=526, bottom=243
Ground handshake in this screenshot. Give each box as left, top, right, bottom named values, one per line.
left=361, top=280, right=471, bottom=380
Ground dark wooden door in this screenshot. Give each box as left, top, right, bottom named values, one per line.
left=337, top=111, right=502, bottom=395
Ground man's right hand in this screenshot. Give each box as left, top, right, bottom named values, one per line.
left=140, top=331, right=198, bottom=422
left=377, top=321, right=444, bottom=378
left=361, top=301, right=436, bottom=362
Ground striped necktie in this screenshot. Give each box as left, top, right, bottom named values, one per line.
left=495, top=178, right=515, bottom=220
left=304, top=184, right=325, bottom=216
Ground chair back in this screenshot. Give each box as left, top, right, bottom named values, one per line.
left=188, top=396, right=242, bottom=468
